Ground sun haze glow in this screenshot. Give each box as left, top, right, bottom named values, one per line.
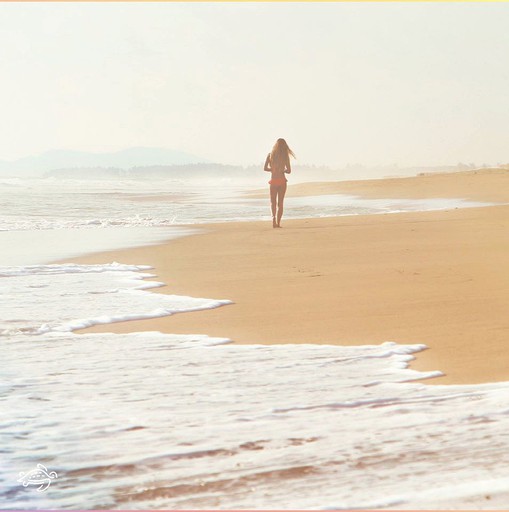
left=1, top=2, right=508, bottom=167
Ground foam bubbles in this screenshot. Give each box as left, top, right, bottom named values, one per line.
left=2, top=330, right=509, bottom=509
left=0, top=262, right=231, bottom=336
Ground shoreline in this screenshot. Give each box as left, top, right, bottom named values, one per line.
left=248, top=168, right=509, bottom=203
left=65, top=170, right=509, bottom=386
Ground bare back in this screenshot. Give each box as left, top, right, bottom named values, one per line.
left=265, top=153, right=290, bottom=180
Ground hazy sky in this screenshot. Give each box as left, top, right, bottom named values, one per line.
left=1, top=2, right=509, bottom=167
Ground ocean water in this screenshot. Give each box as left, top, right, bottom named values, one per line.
left=0, top=176, right=491, bottom=233
left=1, top=177, right=508, bottom=509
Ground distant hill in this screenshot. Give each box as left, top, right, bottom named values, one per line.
left=3, top=149, right=502, bottom=182
left=0, top=147, right=209, bottom=177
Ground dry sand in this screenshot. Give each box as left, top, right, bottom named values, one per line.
left=71, top=169, right=509, bottom=385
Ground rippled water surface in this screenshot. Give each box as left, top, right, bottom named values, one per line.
left=5, top=328, right=509, bottom=510
left=0, top=177, right=492, bottom=232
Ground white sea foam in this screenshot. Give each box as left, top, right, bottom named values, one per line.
left=2, top=329, right=509, bottom=509
left=0, top=262, right=231, bottom=336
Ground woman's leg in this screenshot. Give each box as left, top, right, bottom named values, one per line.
left=276, top=182, right=287, bottom=227
left=270, top=185, right=278, bottom=227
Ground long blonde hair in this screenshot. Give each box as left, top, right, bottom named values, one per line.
left=270, top=138, right=295, bottom=171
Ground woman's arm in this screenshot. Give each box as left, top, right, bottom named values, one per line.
left=285, top=154, right=292, bottom=174
left=264, top=153, right=271, bottom=172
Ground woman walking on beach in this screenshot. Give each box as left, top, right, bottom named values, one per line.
left=264, top=138, right=295, bottom=228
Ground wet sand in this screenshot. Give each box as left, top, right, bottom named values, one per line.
left=70, top=169, right=509, bottom=385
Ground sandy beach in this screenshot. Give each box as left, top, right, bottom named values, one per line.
left=249, top=167, right=509, bottom=202
left=73, top=169, right=509, bottom=386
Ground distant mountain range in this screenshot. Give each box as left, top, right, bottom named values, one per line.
left=0, top=147, right=209, bottom=177
left=0, top=147, right=498, bottom=181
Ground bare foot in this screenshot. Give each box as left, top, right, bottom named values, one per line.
left=272, top=217, right=277, bottom=228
